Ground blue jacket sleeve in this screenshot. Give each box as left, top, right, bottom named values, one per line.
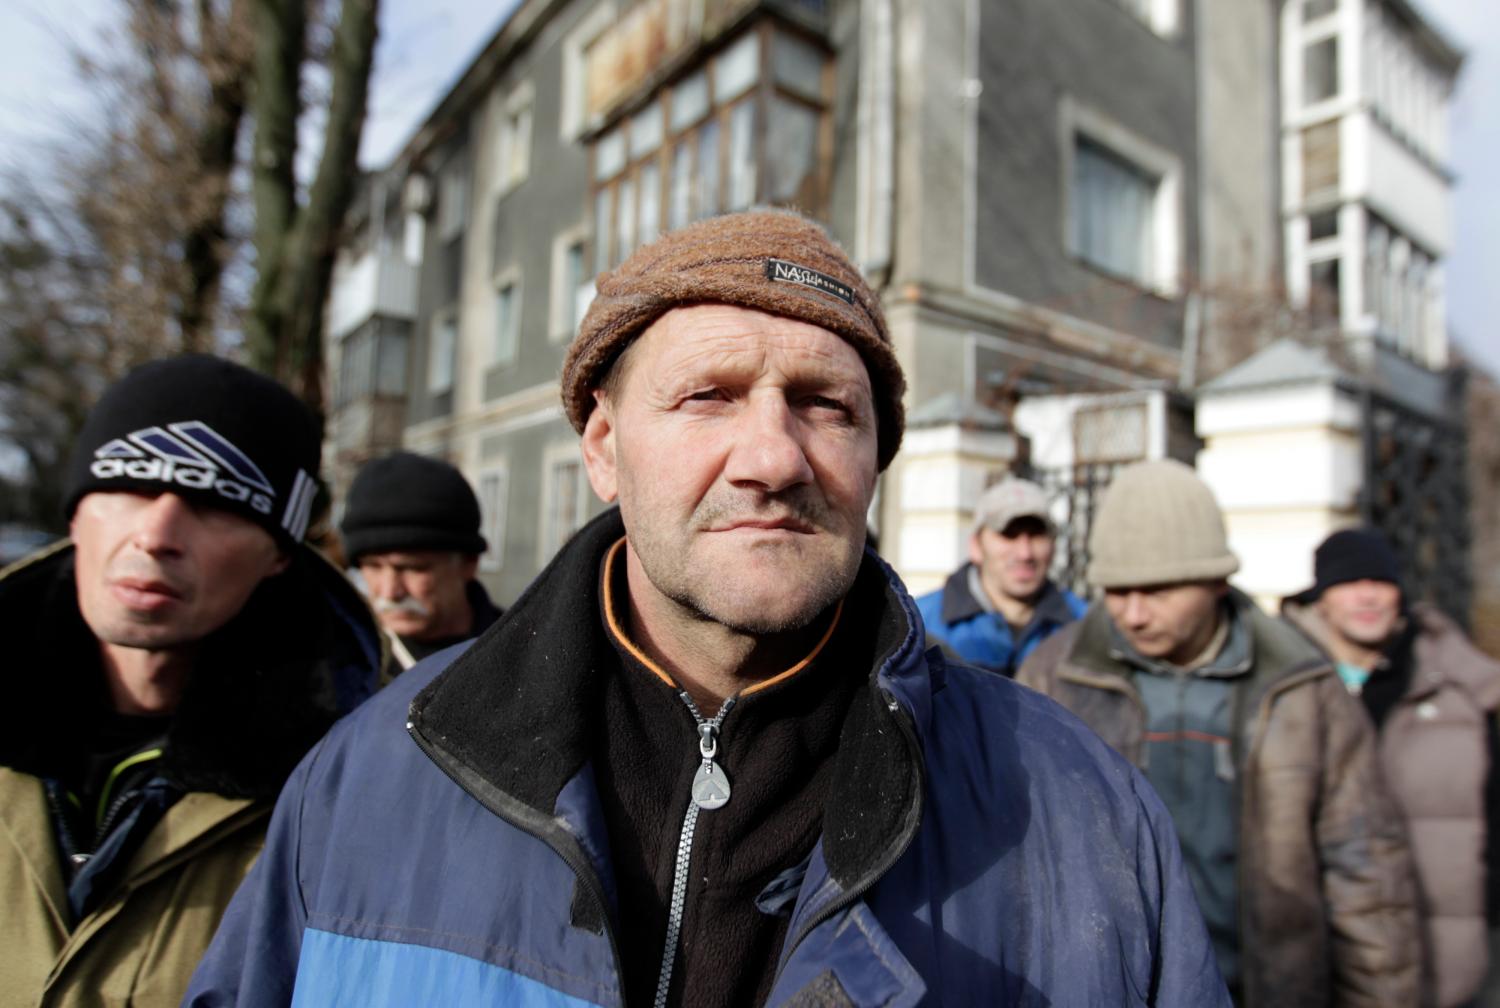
left=182, top=739, right=321, bottom=1007
left=1131, top=767, right=1234, bottom=1006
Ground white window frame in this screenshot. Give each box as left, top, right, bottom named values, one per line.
left=476, top=462, right=510, bottom=573
left=549, top=222, right=594, bottom=344
left=427, top=309, right=458, bottom=394
left=492, top=263, right=522, bottom=367
left=560, top=2, right=618, bottom=141
left=538, top=442, right=591, bottom=565
left=494, top=80, right=535, bottom=198
left=1059, top=97, right=1182, bottom=298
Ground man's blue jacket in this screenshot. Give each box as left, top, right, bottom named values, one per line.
left=185, top=509, right=1227, bottom=1007
left=915, top=565, right=1087, bottom=677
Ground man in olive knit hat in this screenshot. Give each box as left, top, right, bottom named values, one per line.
left=192, top=211, right=1227, bottom=1007
left=1019, top=459, right=1421, bottom=1006
left=340, top=451, right=503, bottom=669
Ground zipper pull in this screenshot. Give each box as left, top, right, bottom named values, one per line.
left=691, top=722, right=731, bottom=810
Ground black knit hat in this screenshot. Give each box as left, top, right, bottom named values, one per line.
left=64, top=354, right=322, bottom=545
left=339, top=452, right=487, bottom=562
left=1305, top=527, right=1403, bottom=600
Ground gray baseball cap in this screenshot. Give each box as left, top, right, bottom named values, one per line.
left=972, top=477, right=1054, bottom=536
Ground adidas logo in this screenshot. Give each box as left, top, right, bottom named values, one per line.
left=90, top=422, right=316, bottom=540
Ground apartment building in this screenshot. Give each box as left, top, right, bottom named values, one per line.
left=325, top=0, right=1469, bottom=614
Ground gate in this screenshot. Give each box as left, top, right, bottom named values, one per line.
left=1359, top=379, right=1472, bottom=627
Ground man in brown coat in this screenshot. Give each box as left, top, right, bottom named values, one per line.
left=1284, top=527, right=1500, bottom=1007
left=1018, top=459, right=1421, bottom=1007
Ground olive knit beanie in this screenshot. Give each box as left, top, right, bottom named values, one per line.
left=561, top=208, right=906, bottom=470
left=1087, top=459, right=1240, bottom=588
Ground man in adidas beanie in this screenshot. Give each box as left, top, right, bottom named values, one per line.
left=0, top=354, right=384, bottom=1005
left=1019, top=458, right=1421, bottom=1006
left=191, top=210, right=1227, bottom=1007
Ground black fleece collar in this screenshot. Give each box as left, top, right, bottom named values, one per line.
left=0, top=542, right=383, bottom=800
left=408, top=507, right=922, bottom=890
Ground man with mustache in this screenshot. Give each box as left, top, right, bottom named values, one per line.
left=1283, top=528, right=1500, bottom=1007
left=188, top=210, right=1227, bottom=1006
left=915, top=476, right=1085, bottom=676
left=0, top=355, right=384, bottom=1005
left=1018, top=459, right=1422, bottom=1006
left=340, top=452, right=503, bottom=670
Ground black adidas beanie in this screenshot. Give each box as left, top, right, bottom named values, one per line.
left=339, top=452, right=487, bottom=562
left=64, top=354, right=322, bottom=545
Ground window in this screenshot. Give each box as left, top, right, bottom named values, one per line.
left=437, top=163, right=468, bottom=241
left=476, top=465, right=509, bottom=573
left=338, top=326, right=410, bottom=407
left=494, top=83, right=534, bottom=196
left=1304, top=37, right=1339, bottom=105
left=402, top=212, right=425, bottom=265
left=541, top=447, right=590, bottom=562
left=1309, top=257, right=1341, bottom=321
left=550, top=227, right=594, bottom=342
left=561, top=2, right=617, bottom=140
left=1070, top=137, right=1157, bottom=287
left=1301, top=121, right=1339, bottom=198
left=1307, top=208, right=1339, bottom=242
left=492, top=272, right=520, bottom=366
left=1304, top=0, right=1336, bottom=20
left=428, top=312, right=457, bottom=393
left=589, top=23, right=829, bottom=270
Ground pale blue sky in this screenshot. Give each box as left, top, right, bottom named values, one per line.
left=0, top=0, right=1494, bottom=371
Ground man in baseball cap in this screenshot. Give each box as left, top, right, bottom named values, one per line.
left=915, top=476, right=1085, bottom=676
left=0, top=354, right=384, bottom=1004
left=340, top=451, right=503, bottom=669
left=1019, top=459, right=1421, bottom=1005
left=192, top=211, right=1225, bottom=1006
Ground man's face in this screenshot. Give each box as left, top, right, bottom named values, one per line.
left=1316, top=579, right=1401, bottom=648
left=968, top=516, right=1054, bottom=604
left=357, top=550, right=477, bottom=641
left=1103, top=581, right=1228, bottom=666
left=582, top=304, right=880, bottom=635
left=71, top=491, right=288, bottom=652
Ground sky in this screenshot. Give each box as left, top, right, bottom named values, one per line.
left=0, top=0, right=1494, bottom=373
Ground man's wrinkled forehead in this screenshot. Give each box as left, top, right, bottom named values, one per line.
left=603, top=303, right=875, bottom=398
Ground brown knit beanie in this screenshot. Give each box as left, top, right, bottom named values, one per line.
left=1087, top=459, right=1240, bottom=588
left=561, top=209, right=906, bottom=470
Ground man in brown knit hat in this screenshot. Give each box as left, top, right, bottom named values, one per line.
left=1018, top=458, right=1422, bottom=1007
left=191, top=210, right=1228, bottom=1006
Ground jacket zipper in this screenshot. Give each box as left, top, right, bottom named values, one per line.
left=653, top=692, right=737, bottom=1008
left=769, top=687, right=925, bottom=994
left=406, top=719, right=628, bottom=1006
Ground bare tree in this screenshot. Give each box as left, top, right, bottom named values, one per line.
left=245, top=0, right=379, bottom=423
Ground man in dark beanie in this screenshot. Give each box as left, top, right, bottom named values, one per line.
left=191, top=210, right=1226, bottom=1007
left=0, top=354, right=384, bottom=1006
left=340, top=451, right=503, bottom=669
left=1285, top=527, right=1500, bottom=1007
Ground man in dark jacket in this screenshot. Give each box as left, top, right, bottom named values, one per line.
left=188, top=210, right=1227, bottom=1006
left=1284, top=527, right=1500, bottom=1007
left=340, top=451, right=504, bottom=669
left=1019, top=459, right=1422, bottom=1007
left=914, top=476, right=1085, bottom=675
left=0, top=355, right=385, bottom=1006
